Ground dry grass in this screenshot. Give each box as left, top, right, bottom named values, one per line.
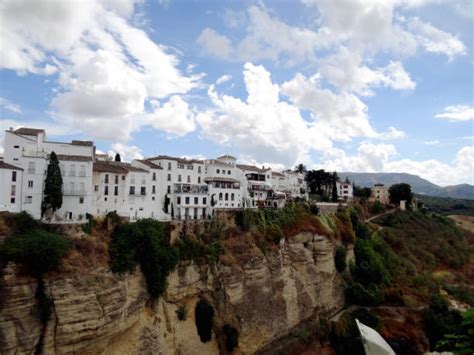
left=448, top=214, right=474, bottom=233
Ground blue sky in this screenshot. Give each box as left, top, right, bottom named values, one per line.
left=0, top=0, right=472, bottom=186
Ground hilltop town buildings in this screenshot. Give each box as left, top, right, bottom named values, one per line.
left=0, top=127, right=308, bottom=222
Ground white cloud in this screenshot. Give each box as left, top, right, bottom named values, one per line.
left=407, top=17, right=466, bottom=60
left=216, top=75, right=232, bottom=85
left=435, top=105, right=474, bottom=121
left=319, top=142, right=474, bottom=186
left=145, top=96, right=196, bottom=137
left=198, top=63, right=333, bottom=167
left=109, top=142, right=143, bottom=162
left=0, top=97, right=22, bottom=114
left=197, top=28, right=233, bottom=59
left=378, top=127, right=406, bottom=140
left=1, top=0, right=200, bottom=142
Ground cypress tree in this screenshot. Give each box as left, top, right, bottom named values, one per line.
left=332, top=172, right=339, bottom=202
left=43, top=151, right=63, bottom=215
left=114, top=153, right=121, bottom=162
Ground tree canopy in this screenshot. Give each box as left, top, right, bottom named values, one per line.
left=114, top=153, right=121, bottom=162
left=306, top=169, right=339, bottom=199
left=43, top=151, right=63, bottom=215
left=389, top=183, right=413, bottom=205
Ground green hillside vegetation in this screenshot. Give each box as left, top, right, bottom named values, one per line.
left=416, top=194, right=474, bottom=215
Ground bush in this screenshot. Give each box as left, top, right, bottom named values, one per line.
left=109, top=219, right=178, bottom=298
left=370, top=201, right=386, bottom=214
left=223, top=324, right=239, bottom=352
left=335, top=246, right=347, bottom=273
left=423, top=294, right=463, bottom=350
left=2, top=229, right=71, bottom=276
left=195, top=299, right=214, bottom=342
left=345, top=282, right=384, bottom=306
left=175, top=235, right=223, bottom=265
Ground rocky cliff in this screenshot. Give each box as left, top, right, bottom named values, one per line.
left=0, top=231, right=344, bottom=354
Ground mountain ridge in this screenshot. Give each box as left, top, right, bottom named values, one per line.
left=339, top=172, right=474, bottom=200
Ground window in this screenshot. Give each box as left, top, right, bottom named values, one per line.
left=79, top=182, right=85, bottom=193
left=152, top=172, right=156, bottom=181
left=141, top=186, right=146, bottom=195
left=217, top=169, right=220, bottom=174
left=177, top=197, right=181, bottom=205
left=167, top=185, right=171, bottom=193
left=105, top=174, right=109, bottom=183
left=187, top=165, right=193, bottom=170
left=231, top=193, right=235, bottom=201
left=187, top=175, right=191, bottom=183
left=69, top=165, right=76, bottom=177
left=94, top=185, right=99, bottom=191
left=178, top=163, right=185, bottom=169
left=122, top=175, right=125, bottom=181
left=129, top=186, right=135, bottom=195
left=104, top=186, right=109, bottom=195
left=10, top=197, right=15, bottom=204
left=152, top=185, right=156, bottom=194
left=219, top=193, right=223, bottom=201
left=115, top=175, right=119, bottom=184
left=11, top=185, right=16, bottom=196
left=225, top=193, right=229, bottom=201
left=11, top=171, right=16, bottom=182
left=79, top=197, right=84, bottom=204
left=25, top=196, right=32, bottom=204
left=203, top=197, right=207, bottom=204
left=194, top=197, right=198, bottom=204
left=28, top=162, right=35, bottom=174
left=185, top=197, right=190, bottom=204
left=79, top=165, right=86, bottom=177
left=228, top=170, right=231, bottom=175
left=178, top=175, right=182, bottom=182
left=28, top=180, right=33, bottom=188
left=198, top=166, right=201, bottom=173
left=114, top=186, right=118, bottom=196
left=198, top=177, right=201, bottom=184
left=168, top=162, right=172, bottom=170
left=167, top=174, right=171, bottom=181
left=14, top=145, right=19, bottom=148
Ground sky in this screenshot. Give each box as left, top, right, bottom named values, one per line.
left=0, top=0, right=473, bottom=186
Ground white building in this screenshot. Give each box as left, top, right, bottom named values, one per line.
left=336, top=180, right=353, bottom=201
left=204, top=155, right=247, bottom=212
left=236, top=164, right=273, bottom=208
left=3, top=128, right=94, bottom=221
left=146, top=156, right=208, bottom=220
left=0, top=161, right=23, bottom=213
left=282, top=170, right=307, bottom=199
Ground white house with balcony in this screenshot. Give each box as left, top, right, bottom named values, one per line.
left=0, top=161, right=23, bottom=213
left=236, top=164, right=273, bottom=208
left=336, top=179, right=353, bottom=201
left=204, top=155, right=247, bottom=212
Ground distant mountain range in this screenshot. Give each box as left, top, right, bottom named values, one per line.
left=340, top=172, right=474, bottom=200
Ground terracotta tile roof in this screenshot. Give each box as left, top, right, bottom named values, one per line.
left=236, top=164, right=270, bottom=173
left=137, top=160, right=163, bottom=169
left=93, top=161, right=148, bottom=174
left=71, top=140, right=93, bottom=146
left=147, top=155, right=204, bottom=165
left=0, top=161, right=23, bottom=170
left=54, top=154, right=93, bottom=162
left=14, top=127, right=45, bottom=136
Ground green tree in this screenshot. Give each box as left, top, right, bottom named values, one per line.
left=294, top=163, right=307, bottom=174
left=43, top=151, right=63, bottom=216
left=389, top=183, right=413, bottom=205
left=436, top=308, right=474, bottom=354
left=114, top=153, right=121, bottom=162
left=332, top=172, right=339, bottom=202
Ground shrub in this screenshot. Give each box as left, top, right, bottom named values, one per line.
left=436, top=308, right=474, bottom=354
left=223, top=324, right=239, bottom=352
left=2, top=229, right=71, bottom=276
left=195, top=299, right=214, bottom=342
left=12, top=211, right=38, bottom=233
left=423, top=294, right=463, bottom=350
left=175, top=235, right=223, bottom=265
left=370, top=201, right=386, bottom=214
left=345, top=282, right=384, bottom=306
left=109, top=219, right=178, bottom=298
left=335, top=246, right=347, bottom=273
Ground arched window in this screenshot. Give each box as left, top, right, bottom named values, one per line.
left=231, top=193, right=234, bottom=201
left=219, top=193, right=223, bottom=201
left=225, top=193, right=229, bottom=201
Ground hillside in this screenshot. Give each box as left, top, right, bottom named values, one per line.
left=341, top=172, right=474, bottom=199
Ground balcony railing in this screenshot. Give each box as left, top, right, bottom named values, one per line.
left=174, top=183, right=208, bottom=194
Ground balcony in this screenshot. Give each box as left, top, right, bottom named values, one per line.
left=174, top=183, right=208, bottom=194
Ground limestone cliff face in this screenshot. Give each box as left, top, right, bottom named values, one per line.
left=0, top=232, right=344, bottom=354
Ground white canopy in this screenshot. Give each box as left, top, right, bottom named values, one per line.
left=356, top=319, right=395, bottom=355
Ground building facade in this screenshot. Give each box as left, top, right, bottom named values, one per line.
left=0, top=127, right=309, bottom=222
